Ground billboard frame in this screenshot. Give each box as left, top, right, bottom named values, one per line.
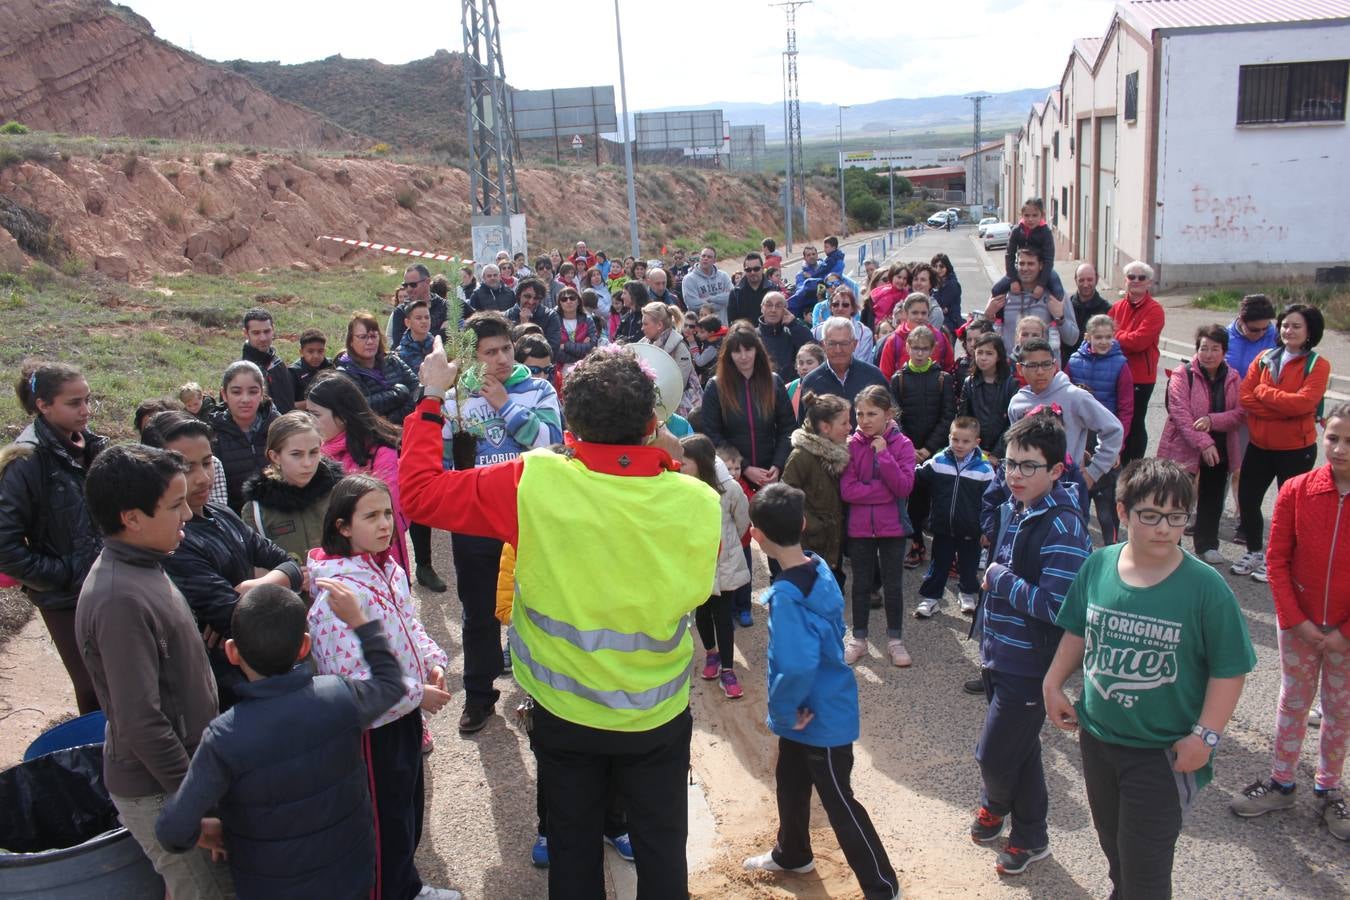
left=510, top=86, right=618, bottom=163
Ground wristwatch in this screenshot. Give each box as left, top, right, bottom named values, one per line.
left=413, top=385, right=447, bottom=404
left=1191, top=724, right=1222, bottom=748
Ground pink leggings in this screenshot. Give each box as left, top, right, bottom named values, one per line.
left=1271, top=626, right=1348, bottom=790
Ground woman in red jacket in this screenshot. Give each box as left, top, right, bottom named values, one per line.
left=1107, top=260, right=1165, bottom=465
left=1232, top=304, right=1331, bottom=581
left=1230, top=402, right=1350, bottom=840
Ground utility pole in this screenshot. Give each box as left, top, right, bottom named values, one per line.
left=462, top=0, right=523, bottom=260
left=837, top=104, right=850, bottom=236
left=966, top=93, right=992, bottom=207
left=887, top=127, right=896, bottom=231
left=614, top=0, right=639, bottom=260
left=773, top=1, right=810, bottom=252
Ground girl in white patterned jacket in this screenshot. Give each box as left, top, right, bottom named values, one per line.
left=307, top=474, right=457, bottom=900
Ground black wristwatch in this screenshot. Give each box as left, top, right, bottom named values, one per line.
left=413, top=385, right=447, bottom=405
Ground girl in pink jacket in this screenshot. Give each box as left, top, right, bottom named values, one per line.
left=840, top=385, right=916, bottom=668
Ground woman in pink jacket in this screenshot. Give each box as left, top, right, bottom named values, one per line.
left=840, top=384, right=916, bottom=668
left=1157, top=324, right=1245, bottom=565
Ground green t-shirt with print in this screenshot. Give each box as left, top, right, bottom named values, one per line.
left=1057, top=544, right=1256, bottom=788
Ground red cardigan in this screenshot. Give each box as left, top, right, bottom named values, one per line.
left=1266, top=464, right=1350, bottom=638
left=1108, top=294, right=1165, bottom=384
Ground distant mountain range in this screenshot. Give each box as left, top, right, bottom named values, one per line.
left=637, top=87, right=1052, bottom=141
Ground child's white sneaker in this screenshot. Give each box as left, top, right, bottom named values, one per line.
left=915, top=598, right=939, bottom=618
left=887, top=639, right=912, bottom=667
left=959, top=592, right=978, bottom=615
left=744, top=851, right=815, bottom=873
left=844, top=637, right=868, bottom=665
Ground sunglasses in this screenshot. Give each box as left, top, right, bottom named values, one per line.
left=527, top=365, right=555, bottom=378
left=1125, top=274, right=1149, bottom=282
left=744, top=266, right=763, bottom=273
left=401, top=280, right=423, bottom=289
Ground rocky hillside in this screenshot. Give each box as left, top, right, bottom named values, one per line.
left=0, top=145, right=838, bottom=280
left=0, top=0, right=356, bottom=149
left=228, top=52, right=468, bottom=155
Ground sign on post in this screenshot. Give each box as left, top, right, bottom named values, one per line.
left=571, top=135, right=584, bottom=149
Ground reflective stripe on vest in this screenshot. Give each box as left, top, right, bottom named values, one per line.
left=509, top=628, right=691, bottom=710
left=524, top=605, right=691, bottom=655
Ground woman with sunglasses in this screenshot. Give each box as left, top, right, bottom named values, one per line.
left=811, top=287, right=874, bottom=363
left=555, top=286, right=606, bottom=376
left=1107, top=261, right=1166, bottom=465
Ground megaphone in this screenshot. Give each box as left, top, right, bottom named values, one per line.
left=626, top=342, right=685, bottom=424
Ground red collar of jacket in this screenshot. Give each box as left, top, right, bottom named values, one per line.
left=1304, top=464, right=1340, bottom=497
left=563, top=432, right=680, bottom=476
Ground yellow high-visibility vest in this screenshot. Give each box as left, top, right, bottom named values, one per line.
left=510, top=448, right=720, bottom=732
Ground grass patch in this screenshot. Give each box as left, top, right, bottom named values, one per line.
left=1195, top=284, right=1350, bottom=329
left=0, top=121, right=29, bottom=135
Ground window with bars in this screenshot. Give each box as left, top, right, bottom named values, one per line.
left=1052, top=131, right=1060, bottom=159
left=1238, top=60, right=1348, bottom=124
left=1124, top=72, right=1139, bottom=122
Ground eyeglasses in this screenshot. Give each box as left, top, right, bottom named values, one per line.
left=830, top=300, right=853, bottom=308
left=401, top=280, right=423, bottom=289
left=1132, top=509, right=1192, bottom=527
left=1003, top=458, right=1053, bottom=477
left=823, top=340, right=854, bottom=350
left=744, top=266, right=763, bottom=273
left=527, top=365, right=555, bottom=378
left=1125, top=274, right=1149, bottom=282
left=1020, top=359, right=1056, bottom=371
left=353, top=332, right=380, bottom=343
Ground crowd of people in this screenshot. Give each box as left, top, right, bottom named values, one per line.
left=0, top=211, right=1345, bottom=900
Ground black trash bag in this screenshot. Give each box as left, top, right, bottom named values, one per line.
left=0, top=745, right=121, bottom=853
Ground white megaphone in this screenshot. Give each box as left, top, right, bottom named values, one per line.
left=626, top=342, right=685, bottom=424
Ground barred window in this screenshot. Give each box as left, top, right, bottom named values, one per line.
left=1237, top=60, right=1347, bottom=124
left=1124, top=72, right=1139, bottom=122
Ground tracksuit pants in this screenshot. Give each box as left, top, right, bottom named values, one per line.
left=976, top=669, right=1049, bottom=850
left=771, top=737, right=899, bottom=900
left=1238, top=443, right=1317, bottom=553
left=919, top=533, right=981, bottom=599
left=1121, top=382, right=1154, bottom=465
left=366, top=709, right=426, bottom=900
left=450, top=532, right=503, bottom=709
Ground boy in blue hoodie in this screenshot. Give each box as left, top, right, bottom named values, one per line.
left=1067, top=314, right=1134, bottom=544
left=742, top=484, right=900, bottom=900
left=970, top=413, right=1092, bottom=876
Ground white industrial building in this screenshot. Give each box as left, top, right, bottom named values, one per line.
left=1001, top=0, right=1350, bottom=288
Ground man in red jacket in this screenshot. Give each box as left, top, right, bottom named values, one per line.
left=1108, top=260, right=1165, bottom=464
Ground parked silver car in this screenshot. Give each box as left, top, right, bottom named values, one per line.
left=982, top=222, right=1012, bottom=250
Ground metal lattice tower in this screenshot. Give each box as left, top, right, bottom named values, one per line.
left=966, top=93, right=992, bottom=206
left=462, top=0, right=519, bottom=219
left=773, top=1, right=810, bottom=247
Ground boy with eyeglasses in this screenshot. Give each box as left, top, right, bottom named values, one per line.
left=970, top=413, right=1091, bottom=875
left=1045, top=458, right=1255, bottom=899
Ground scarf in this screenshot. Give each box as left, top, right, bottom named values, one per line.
left=790, top=428, right=849, bottom=476
left=905, top=358, right=935, bottom=374
left=458, top=362, right=531, bottom=395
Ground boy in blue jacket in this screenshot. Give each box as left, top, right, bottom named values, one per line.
left=156, top=583, right=409, bottom=900
left=971, top=413, right=1092, bottom=876
left=742, top=484, right=900, bottom=900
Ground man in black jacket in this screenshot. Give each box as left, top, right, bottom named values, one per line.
left=240, top=309, right=296, bottom=413
left=144, top=412, right=303, bottom=710
left=469, top=264, right=516, bottom=312
left=388, top=263, right=449, bottom=347
left=757, top=291, right=814, bottom=383
left=646, top=266, right=683, bottom=311
left=1062, top=263, right=1112, bottom=366
left=726, top=252, right=775, bottom=324
left=505, top=278, right=562, bottom=359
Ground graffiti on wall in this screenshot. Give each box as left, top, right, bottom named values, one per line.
left=1179, top=186, right=1289, bottom=242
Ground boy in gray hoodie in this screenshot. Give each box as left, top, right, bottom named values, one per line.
left=1007, top=339, right=1123, bottom=491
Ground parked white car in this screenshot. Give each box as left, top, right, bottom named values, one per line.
left=926, top=211, right=950, bottom=227
left=977, top=216, right=999, bottom=236
left=982, top=222, right=1012, bottom=250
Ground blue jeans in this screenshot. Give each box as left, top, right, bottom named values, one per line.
left=976, top=669, right=1049, bottom=849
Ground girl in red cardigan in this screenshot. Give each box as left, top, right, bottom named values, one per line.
left=1230, top=402, right=1350, bottom=840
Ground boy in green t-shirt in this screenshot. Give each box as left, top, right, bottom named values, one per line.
left=1044, top=458, right=1256, bottom=899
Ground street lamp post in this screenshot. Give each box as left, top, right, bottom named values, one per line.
left=614, top=0, right=639, bottom=260
left=837, top=104, right=850, bottom=236
left=887, top=128, right=895, bottom=231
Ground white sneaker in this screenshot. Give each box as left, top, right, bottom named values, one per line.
left=915, top=598, right=940, bottom=618
left=1309, top=702, right=1323, bottom=728
left=1251, top=561, right=1269, bottom=582
left=1200, top=549, right=1226, bottom=565
left=416, top=887, right=463, bottom=900
left=887, top=639, right=912, bottom=667
left=959, top=592, right=978, bottom=615
left=1231, top=551, right=1264, bottom=577
left=744, top=851, right=815, bottom=874
left=844, top=637, right=868, bottom=665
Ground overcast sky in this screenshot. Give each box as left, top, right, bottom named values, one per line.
left=127, top=0, right=1119, bottom=108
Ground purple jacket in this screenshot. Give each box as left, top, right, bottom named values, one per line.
left=1157, top=355, right=1245, bottom=474
left=840, top=423, right=916, bottom=538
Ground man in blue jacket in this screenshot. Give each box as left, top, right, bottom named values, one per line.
left=742, top=484, right=900, bottom=900
left=155, top=583, right=411, bottom=900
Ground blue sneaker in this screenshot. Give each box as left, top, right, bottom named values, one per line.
left=737, top=609, right=753, bottom=628
left=531, top=834, right=549, bottom=868
left=604, top=833, right=635, bottom=862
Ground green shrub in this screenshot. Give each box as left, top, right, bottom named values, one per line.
left=60, top=256, right=86, bottom=277
left=213, top=156, right=233, bottom=171
left=0, top=121, right=28, bottom=135
left=395, top=188, right=417, bottom=210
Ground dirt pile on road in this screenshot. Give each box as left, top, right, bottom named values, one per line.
left=0, top=0, right=355, bottom=149
left=0, top=147, right=839, bottom=279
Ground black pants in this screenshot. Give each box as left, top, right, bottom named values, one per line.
left=531, top=704, right=692, bottom=900
left=919, top=533, right=980, bottom=599
left=450, top=532, right=503, bottom=708
left=772, top=738, right=899, bottom=900
left=366, top=709, right=425, bottom=900
left=908, top=480, right=931, bottom=549
left=530, top=731, right=628, bottom=839
left=408, top=521, right=433, bottom=567
left=1089, top=467, right=1121, bottom=545
left=1079, top=729, right=1195, bottom=900
left=1193, top=463, right=1228, bottom=554
left=732, top=546, right=753, bottom=614
left=695, top=590, right=735, bottom=668
left=38, top=606, right=99, bottom=715
left=976, top=669, right=1049, bottom=849
left=1238, top=443, right=1316, bottom=552
left=849, top=536, right=906, bottom=639
left=1121, top=382, right=1154, bottom=465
